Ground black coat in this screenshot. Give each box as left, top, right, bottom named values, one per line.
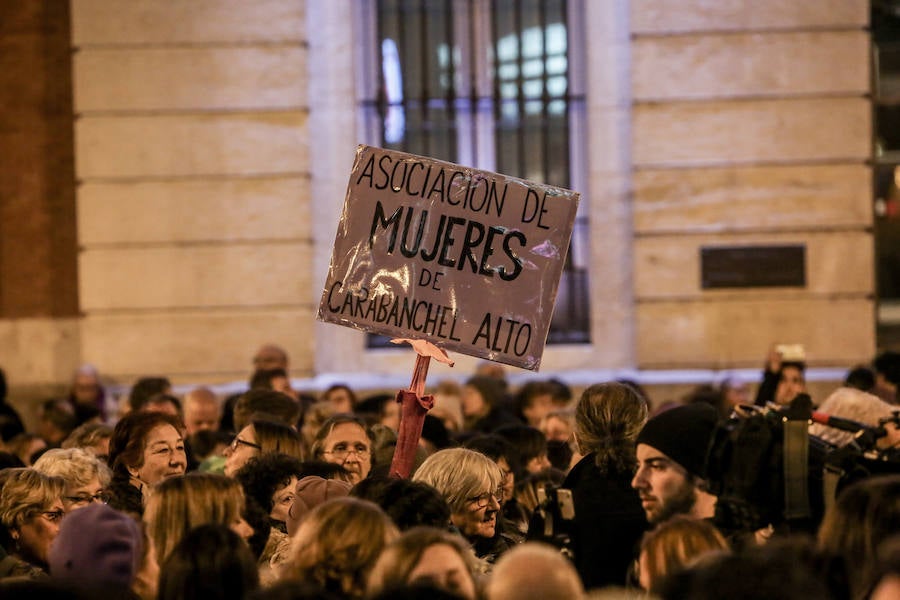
left=562, top=453, right=649, bottom=590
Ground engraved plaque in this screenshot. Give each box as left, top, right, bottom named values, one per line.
left=701, top=245, right=806, bottom=289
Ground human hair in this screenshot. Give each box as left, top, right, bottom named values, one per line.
left=311, top=414, right=375, bottom=460
left=810, top=387, right=896, bottom=447
left=158, top=524, right=259, bottom=600
left=487, top=542, right=584, bottom=600
left=143, top=393, right=183, bottom=417
left=351, top=477, right=451, bottom=531
left=321, top=384, right=358, bottom=408
left=300, top=401, right=338, bottom=455
left=639, top=515, right=730, bottom=594
left=235, top=452, right=304, bottom=514
left=574, top=381, right=649, bottom=475
left=109, top=411, right=185, bottom=478
left=234, top=390, right=301, bottom=431
left=494, top=424, right=548, bottom=469
left=462, top=434, right=514, bottom=468
left=411, top=448, right=502, bottom=514
left=367, top=526, right=477, bottom=597
left=249, top=368, right=289, bottom=390
left=0, top=468, right=66, bottom=532
left=282, top=497, right=398, bottom=599
left=251, top=419, right=304, bottom=459
left=464, top=375, right=506, bottom=410
left=817, top=474, right=900, bottom=598
left=144, top=473, right=247, bottom=566
left=129, top=376, right=172, bottom=412
left=33, top=447, right=112, bottom=489
left=61, top=422, right=113, bottom=453
left=39, top=398, right=78, bottom=437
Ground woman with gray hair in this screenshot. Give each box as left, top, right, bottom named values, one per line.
left=0, top=468, right=66, bottom=578
left=810, top=386, right=900, bottom=451
left=33, top=447, right=112, bottom=512
left=412, top=447, right=507, bottom=563
left=562, top=381, right=650, bottom=590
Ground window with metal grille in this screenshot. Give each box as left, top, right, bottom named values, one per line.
left=359, top=0, right=590, bottom=348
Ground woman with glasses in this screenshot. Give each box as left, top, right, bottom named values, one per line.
left=107, top=411, right=187, bottom=516
left=33, top=447, right=111, bottom=512
left=223, top=419, right=303, bottom=477
left=412, top=447, right=508, bottom=564
left=311, top=414, right=374, bottom=485
left=0, top=468, right=66, bottom=579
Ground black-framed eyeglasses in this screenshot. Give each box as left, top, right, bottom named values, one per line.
left=230, top=437, right=262, bottom=452
left=63, top=491, right=109, bottom=507
left=322, top=447, right=370, bottom=461
left=40, top=510, right=65, bottom=523
left=466, top=490, right=503, bottom=508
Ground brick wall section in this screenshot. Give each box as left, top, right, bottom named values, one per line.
left=0, top=1, right=78, bottom=318
left=630, top=0, right=875, bottom=368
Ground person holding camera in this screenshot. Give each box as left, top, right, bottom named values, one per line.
left=754, top=344, right=808, bottom=407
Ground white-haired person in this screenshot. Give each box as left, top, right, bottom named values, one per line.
left=810, top=386, right=900, bottom=452
left=33, top=447, right=112, bottom=513
left=412, top=447, right=508, bottom=564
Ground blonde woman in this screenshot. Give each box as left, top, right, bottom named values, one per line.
left=412, top=447, right=506, bottom=563
left=0, top=468, right=66, bottom=577
left=33, top=447, right=112, bottom=512
left=281, top=497, right=398, bottom=598
left=143, top=472, right=253, bottom=566
left=367, top=526, right=479, bottom=600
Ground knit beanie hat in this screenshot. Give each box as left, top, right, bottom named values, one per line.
left=286, top=476, right=352, bottom=536
left=48, top=503, right=143, bottom=588
left=636, top=403, right=718, bottom=479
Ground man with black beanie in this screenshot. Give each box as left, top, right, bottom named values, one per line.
left=631, top=403, right=718, bottom=524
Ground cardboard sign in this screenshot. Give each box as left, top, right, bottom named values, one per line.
left=317, top=145, right=580, bottom=370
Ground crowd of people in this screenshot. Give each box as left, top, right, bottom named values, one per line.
left=0, top=343, right=899, bottom=599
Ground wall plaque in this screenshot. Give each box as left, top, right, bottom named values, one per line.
left=701, top=245, right=806, bottom=289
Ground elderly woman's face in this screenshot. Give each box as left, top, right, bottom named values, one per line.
left=451, top=485, right=501, bottom=540
left=62, top=475, right=106, bottom=512
left=130, top=424, right=186, bottom=486
left=14, top=498, right=64, bottom=565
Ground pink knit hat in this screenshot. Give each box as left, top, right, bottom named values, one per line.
left=286, top=476, right=352, bottom=536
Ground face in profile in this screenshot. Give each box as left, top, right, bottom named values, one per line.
left=320, top=422, right=371, bottom=484
left=452, top=486, right=501, bottom=540
left=223, top=425, right=259, bottom=477
left=631, top=443, right=697, bottom=524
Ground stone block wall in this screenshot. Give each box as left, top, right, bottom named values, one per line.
left=630, top=0, right=874, bottom=368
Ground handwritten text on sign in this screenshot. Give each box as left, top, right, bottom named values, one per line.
left=317, top=145, right=580, bottom=370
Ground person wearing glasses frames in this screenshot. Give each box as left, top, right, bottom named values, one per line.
left=223, top=419, right=303, bottom=477
left=33, top=447, right=112, bottom=512
left=413, top=448, right=508, bottom=563
left=311, top=415, right=374, bottom=485
left=0, top=468, right=67, bottom=577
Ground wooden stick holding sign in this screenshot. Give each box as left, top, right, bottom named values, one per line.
left=388, top=338, right=454, bottom=479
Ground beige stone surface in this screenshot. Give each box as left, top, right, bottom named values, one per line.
left=634, top=231, right=873, bottom=299
left=71, top=0, right=304, bottom=45
left=0, top=318, right=81, bottom=384
left=631, top=0, right=868, bottom=34
left=632, top=31, right=869, bottom=101
left=633, top=98, right=870, bottom=167
left=80, top=309, right=314, bottom=381
left=636, top=298, right=874, bottom=368
left=79, top=244, right=313, bottom=310
left=633, top=164, right=872, bottom=233
left=78, top=177, right=310, bottom=245
left=74, top=46, right=306, bottom=112
left=75, top=112, right=308, bottom=179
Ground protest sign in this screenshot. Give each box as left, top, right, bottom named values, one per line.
left=317, top=145, right=580, bottom=370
